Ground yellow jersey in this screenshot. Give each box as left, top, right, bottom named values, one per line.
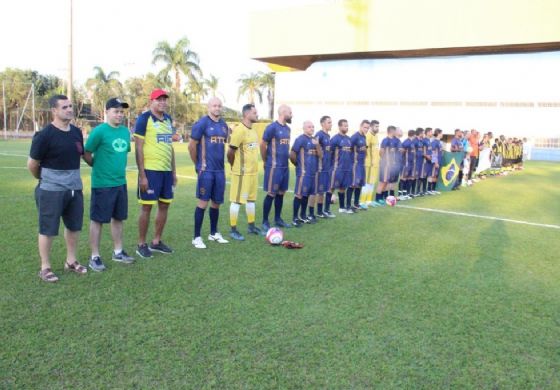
left=230, top=122, right=259, bottom=175
left=365, top=132, right=379, bottom=167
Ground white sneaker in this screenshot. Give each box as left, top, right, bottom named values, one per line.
left=208, top=232, right=229, bottom=244
left=192, top=236, right=206, bottom=249
left=338, top=208, right=348, bottom=214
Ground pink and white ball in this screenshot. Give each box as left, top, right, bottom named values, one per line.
left=265, top=228, right=284, bottom=245
left=385, top=195, right=397, bottom=207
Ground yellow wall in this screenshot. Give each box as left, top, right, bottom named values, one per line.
left=250, top=0, right=560, bottom=58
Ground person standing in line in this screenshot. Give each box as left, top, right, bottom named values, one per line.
left=28, top=94, right=88, bottom=282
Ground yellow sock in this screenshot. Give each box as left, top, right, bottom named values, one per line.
left=246, top=202, right=256, bottom=224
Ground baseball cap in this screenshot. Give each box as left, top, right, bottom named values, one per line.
left=105, top=98, right=129, bottom=110
left=150, top=89, right=169, bottom=100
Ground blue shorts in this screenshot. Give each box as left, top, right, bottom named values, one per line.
left=91, top=185, right=128, bottom=223
left=417, top=159, right=428, bottom=178
left=331, top=169, right=352, bottom=190
left=263, top=166, right=289, bottom=194
left=196, top=170, right=225, bottom=203
left=401, top=162, right=415, bottom=179
left=430, top=164, right=440, bottom=178
left=379, top=161, right=400, bottom=183
left=351, top=164, right=365, bottom=187
left=316, top=171, right=331, bottom=194
left=294, top=175, right=316, bottom=197
left=138, top=170, right=173, bottom=205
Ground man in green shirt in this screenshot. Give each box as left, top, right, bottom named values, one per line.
left=84, top=98, right=134, bottom=271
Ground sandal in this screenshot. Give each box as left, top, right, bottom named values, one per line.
left=38, top=268, right=59, bottom=283
left=64, top=261, right=88, bottom=274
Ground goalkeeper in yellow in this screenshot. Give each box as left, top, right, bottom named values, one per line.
left=228, top=104, right=262, bottom=240
left=360, top=119, right=380, bottom=207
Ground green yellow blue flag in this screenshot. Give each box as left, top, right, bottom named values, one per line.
left=437, top=151, right=463, bottom=191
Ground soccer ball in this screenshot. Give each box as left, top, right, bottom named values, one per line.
left=266, top=227, right=284, bottom=245
left=385, top=195, right=397, bottom=207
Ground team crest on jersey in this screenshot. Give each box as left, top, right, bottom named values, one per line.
left=156, top=134, right=173, bottom=144
left=199, top=187, right=206, bottom=195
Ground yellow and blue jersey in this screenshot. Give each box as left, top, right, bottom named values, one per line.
left=133, top=111, right=174, bottom=171
left=191, top=115, right=228, bottom=172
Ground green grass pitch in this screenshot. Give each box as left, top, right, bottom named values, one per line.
left=1, top=140, right=559, bottom=389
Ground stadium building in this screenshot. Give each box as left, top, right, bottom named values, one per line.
left=250, top=0, right=560, bottom=160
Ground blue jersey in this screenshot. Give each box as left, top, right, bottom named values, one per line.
left=262, top=121, right=291, bottom=168
left=191, top=115, right=228, bottom=172
left=350, top=131, right=367, bottom=166
left=431, top=138, right=443, bottom=164
left=402, top=138, right=416, bottom=164
left=451, top=137, right=464, bottom=151
left=315, top=130, right=332, bottom=172
left=292, top=134, right=319, bottom=177
left=330, top=133, right=353, bottom=172
left=392, top=138, right=403, bottom=167
left=423, top=138, right=432, bottom=161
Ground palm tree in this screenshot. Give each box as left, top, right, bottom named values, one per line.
left=152, top=37, right=202, bottom=94
left=85, top=66, right=122, bottom=119
left=237, top=73, right=263, bottom=104
left=258, top=72, right=275, bottom=120
left=184, top=78, right=208, bottom=104
left=204, top=74, right=223, bottom=100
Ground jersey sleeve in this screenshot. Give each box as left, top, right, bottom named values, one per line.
left=262, top=124, right=274, bottom=143
left=190, top=118, right=205, bottom=141
left=229, top=125, right=244, bottom=149
left=133, top=113, right=148, bottom=138
left=29, top=130, right=48, bottom=161
left=291, top=136, right=302, bottom=153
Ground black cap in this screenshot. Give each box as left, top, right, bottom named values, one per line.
left=106, top=98, right=129, bottom=110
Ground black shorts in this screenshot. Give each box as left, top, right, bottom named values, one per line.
left=90, top=185, right=128, bottom=223
left=35, top=187, right=83, bottom=236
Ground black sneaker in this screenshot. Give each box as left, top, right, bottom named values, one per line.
left=350, top=206, right=359, bottom=213
left=292, top=219, right=303, bottom=228
left=275, top=219, right=292, bottom=229
left=149, top=241, right=173, bottom=254
left=300, top=216, right=310, bottom=224
left=89, top=256, right=106, bottom=272
left=247, top=224, right=262, bottom=235
left=112, top=250, right=135, bottom=264
left=323, top=211, right=336, bottom=218
left=136, top=243, right=153, bottom=258
left=316, top=213, right=326, bottom=219
left=306, top=216, right=318, bottom=224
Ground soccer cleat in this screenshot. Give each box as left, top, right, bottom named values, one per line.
left=368, top=201, right=379, bottom=207
left=149, top=241, right=173, bottom=254
left=261, top=221, right=271, bottom=234
left=316, top=212, right=326, bottom=219
left=292, top=218, right=303, bottom=228
left=112, top=250, right=134, bottom=264
left=208, top=232, right=229, bottom=244
left=275, top=219, right=292, bottom=229
left=376, top=200, right=386, bottom=206
left=136, top=243, right=153, bottom=259
left=358, top=204, right=368, bottom=210
left=89, top=256, right=106, bottom=272
left=323, top=211, right=336, bottom=218
left=192, top=236, right=207, bottom=249
left=229, top=229, right=245, bottom=241
left=350, top=206, right=359, bottom=213
left=338, top=208, right=348, bottom=214
left=247, top=225, right=262, bottom=235
left=306, top=216, right=318, bottom=224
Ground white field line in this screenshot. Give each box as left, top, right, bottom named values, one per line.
left=398, top=205, right=560, bottom=230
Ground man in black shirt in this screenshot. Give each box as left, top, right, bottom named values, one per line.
left=28, top=95, right=88, bottom=282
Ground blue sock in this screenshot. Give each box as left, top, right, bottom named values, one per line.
left=300, top=196, right=309, bottom=219
left=325, top=192, right=332, bottom=212
left=293, top=197, right=301, bottom=220
left=317, top=202, right=323, bottom=215
left=354, top=187, right=361, bottom=206
left=209, top=207, right=219, bottom=235
left=338, top=192, right=345, bottom=209
left=346, top=188, right=354, bottom=208
left=309, top=206, right=315, bottom=217
left=262, top=194, right=274, bottom=224
left=274, top=194, right=284, bottom=222
left=194, top=207, right=205, bottom=238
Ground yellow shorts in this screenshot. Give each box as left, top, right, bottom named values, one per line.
left=230, top=174, right=257, bottom=204
left=365, top=165, right=378, bottom=185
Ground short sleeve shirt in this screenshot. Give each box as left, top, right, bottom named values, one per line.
left=191, top=115, right=228, bottom=172
left=133, top=111, right=174, bottom=171
left=262, top=121, right=291, bottom=168
left=229, top=122, right=259, bottom=175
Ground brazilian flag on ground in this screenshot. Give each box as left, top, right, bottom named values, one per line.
left=437, top=151, right=464, bottom=191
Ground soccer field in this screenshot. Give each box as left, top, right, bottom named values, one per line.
left=1, top=140, right=559, bottom=389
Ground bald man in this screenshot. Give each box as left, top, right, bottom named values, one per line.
left=260, top=104, right=293, bottom=231
left=290, top=121, right=322, bottom=226
left=189, top=97, right=230, bottom=249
